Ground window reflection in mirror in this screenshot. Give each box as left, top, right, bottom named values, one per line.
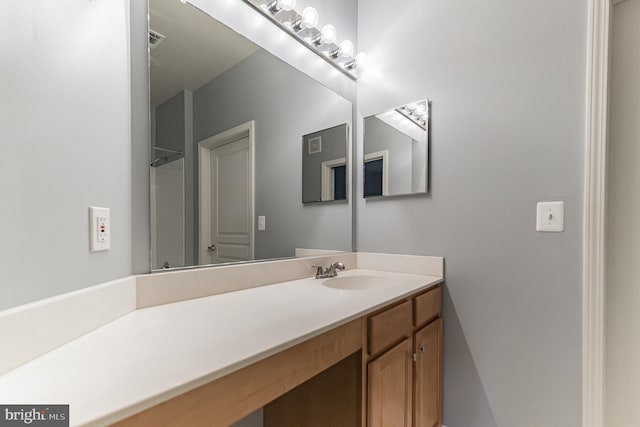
left=363, top=100, right=430, bottom=198
left=149, top=0, right=353, bottom=271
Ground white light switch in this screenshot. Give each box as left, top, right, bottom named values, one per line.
left=536, top=201, right=564, bottom=232
left=258, top=215, right=266, bottom=231
left=89, top=207, right=111, bottom=251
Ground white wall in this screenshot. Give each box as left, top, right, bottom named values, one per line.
left=357, top=0, right=587, bottom=425
left=0, top=0, right=132, bottom=310
left=606, top=0, right=640, bottom=425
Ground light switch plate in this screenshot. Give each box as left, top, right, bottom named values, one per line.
left=89, top=207, right=111, bottom=251
left=258, top=215, right=266, bottom=231
left=536, top=201, right=564, bottom=232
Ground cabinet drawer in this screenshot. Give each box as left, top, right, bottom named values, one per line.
left=414, top=286, right=441, bottom=327
left=368, top=300, right=412, bottom=355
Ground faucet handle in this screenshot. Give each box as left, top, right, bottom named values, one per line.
left=312, top=265, right=324, bottom=278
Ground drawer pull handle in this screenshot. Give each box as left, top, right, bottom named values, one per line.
left=419, top=345, right=426, bottom=353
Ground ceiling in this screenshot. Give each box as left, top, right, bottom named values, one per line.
left=149, top=0, right=260, bottom=107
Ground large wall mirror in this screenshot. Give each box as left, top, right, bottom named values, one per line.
left=363, top=100, right=430, bottom=198
left=149, top=0, right=353, bottom=270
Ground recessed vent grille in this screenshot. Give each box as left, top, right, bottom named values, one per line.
left=149, top=30, right=166, bottom=49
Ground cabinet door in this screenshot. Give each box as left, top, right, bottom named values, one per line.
left=367, top=338, right=413, bottom=427
left=414, top=318, right=442, bottom=427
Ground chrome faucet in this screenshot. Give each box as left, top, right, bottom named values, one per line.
left=313, top=261, right=346, bottom=279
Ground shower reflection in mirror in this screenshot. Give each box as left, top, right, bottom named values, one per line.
left=363, top=100, right=430, bottom=198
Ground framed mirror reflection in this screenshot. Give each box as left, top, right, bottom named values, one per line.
left=302, top=124, right=349, bottom=204
left=363, top=100, right=430, bottom=198
left=149, top=0, right=353, bottom=271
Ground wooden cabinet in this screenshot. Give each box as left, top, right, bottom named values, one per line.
left=414, top=318, right=442, bottom=427
left=365, top=285, right=442, bottom=427
left=367, top=339, right=413, bottom=427
left=263, top=285, right=443, bottom=427
left=368, top=300, right=412, bottom=356
left=414, top=286, right=442, bottom=327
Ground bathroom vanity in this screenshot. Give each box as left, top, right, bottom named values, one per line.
left=116, top=283, right=442, bottom=427
left=0, top=253, right=443, bottom=427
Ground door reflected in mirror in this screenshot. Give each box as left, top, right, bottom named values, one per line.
left=149, top=0, right=353, bottom=270
left=363, top=100, right=430, bottom=198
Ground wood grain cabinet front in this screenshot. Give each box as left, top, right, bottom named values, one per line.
left=413, top=318, right=442, bottom=427
left=264, top=285, right=443, bottom=427
left=414, top=287, right=442, bottom=327
left=365, top=285, right=443, bottom=427
left=367, top=338, right=413, bottom=427
left=368, top=300, right=412, bottom=356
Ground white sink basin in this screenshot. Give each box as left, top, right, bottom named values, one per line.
left=321, top=275, right=391, bottom=291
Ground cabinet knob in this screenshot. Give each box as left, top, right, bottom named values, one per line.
left=419, top=345, right=426, bottom=353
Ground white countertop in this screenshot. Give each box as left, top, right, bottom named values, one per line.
left=0, top=269, right=442, bottom=426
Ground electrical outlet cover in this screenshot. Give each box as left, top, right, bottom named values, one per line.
left=89, top=207, right=111, bottom=251
left=536, top=201, right=564, bottom=232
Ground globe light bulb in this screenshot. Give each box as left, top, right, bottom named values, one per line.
left=276, top=0, right=296, bottom=11
left=301, top=7, right=319, bottom=28
left=415, top=103, right=426, bottom=115
left=354, top=52, right=368, bottom=67
left=321, top=24, right=337, bottom=44
left=339, top=39, right=354, bottom=57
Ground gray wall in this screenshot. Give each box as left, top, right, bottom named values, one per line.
left=357, top=0, right=586, bottom=426
left=0, top=0, right=133, bottom=310
left=302, top=124, right=349, bottom=203
left=193, top=50, right=353, bottom=259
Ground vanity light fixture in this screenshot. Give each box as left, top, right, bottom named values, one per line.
left=312, top=24, right=337, bottom=46
left=268, top=0, right=296, bottom=13
left=330, top=39, right=355, bottom=58
left=345, top=52, right=367, bottom=69
left=397, top=101, right=429, bottom=130
left=292, top=7, right=319, bottom=32
left=242, top=0, right=367, bottom=79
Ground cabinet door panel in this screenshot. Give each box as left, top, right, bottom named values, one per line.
left=414, top=318, right=442, bottom=427
left=367, top=338, right=413, bottom=427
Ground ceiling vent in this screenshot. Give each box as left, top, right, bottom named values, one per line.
left=149, top=30, right=166, bottom=49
